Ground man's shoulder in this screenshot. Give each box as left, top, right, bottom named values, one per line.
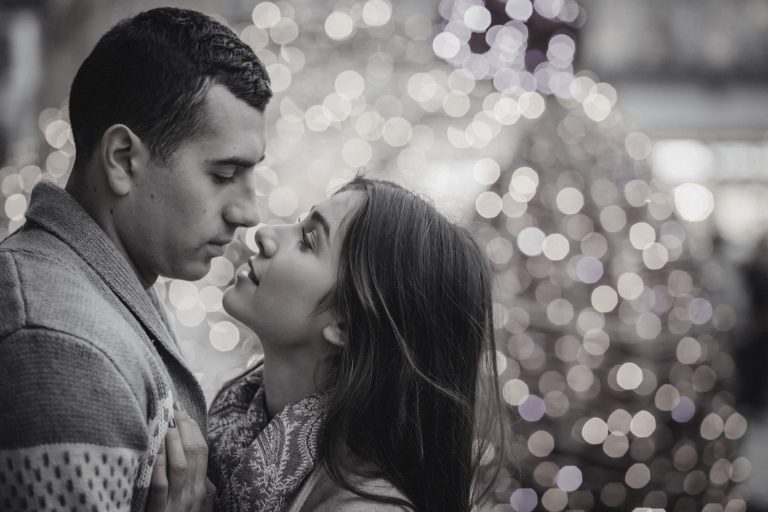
left=0, top=231, right=148, bottom=362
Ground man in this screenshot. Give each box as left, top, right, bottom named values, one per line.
left=0, top=8, right=270, bottom=511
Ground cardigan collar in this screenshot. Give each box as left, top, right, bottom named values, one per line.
left=25, top=180, right=184, bottom=362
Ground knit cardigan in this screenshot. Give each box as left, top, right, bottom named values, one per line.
left=0, top=181, right=207, bottom=511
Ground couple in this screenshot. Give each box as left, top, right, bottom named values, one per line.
left=0, top=8, right=501, bottom=512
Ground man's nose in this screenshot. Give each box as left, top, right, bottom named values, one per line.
left=224, top=180, right=260, bottom=228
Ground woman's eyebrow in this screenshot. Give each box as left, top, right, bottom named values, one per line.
left=308, top=209, right=331, bottom=240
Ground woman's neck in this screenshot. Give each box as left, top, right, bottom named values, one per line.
left=261, top=346, right=327, bottom=418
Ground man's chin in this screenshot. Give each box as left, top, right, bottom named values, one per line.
left=166, top=260, right=211, bottom=282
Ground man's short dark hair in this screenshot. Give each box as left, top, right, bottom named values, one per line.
left=69, top=7, right=272, bottom=167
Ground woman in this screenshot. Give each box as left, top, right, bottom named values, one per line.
left=206, top=177, right=502, bottom=512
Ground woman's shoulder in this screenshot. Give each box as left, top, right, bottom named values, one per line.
left=289, top=463, right=411, bottom=512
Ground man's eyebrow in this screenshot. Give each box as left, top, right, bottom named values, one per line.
left=207, top=154, right=266, bottom=167
left=309, top=209, right=331, bottom=241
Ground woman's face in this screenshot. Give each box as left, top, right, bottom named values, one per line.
left=223, top=190, right=362, bottom=349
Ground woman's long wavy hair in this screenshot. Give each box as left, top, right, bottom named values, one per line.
left=317, top=176, right=503, bottom=512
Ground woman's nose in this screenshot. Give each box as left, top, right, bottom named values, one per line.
left=253, top=225, right=277, bottom=258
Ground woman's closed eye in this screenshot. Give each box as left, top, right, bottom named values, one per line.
left=299, top=223, right=317, bottom=251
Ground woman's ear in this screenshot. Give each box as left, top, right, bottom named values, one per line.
left=322, top=323, right=346, bottom=347
left=100, top=124, right=150, bottom=196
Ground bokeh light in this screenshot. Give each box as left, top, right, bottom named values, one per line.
left=0, top=0, right=755, bottom=509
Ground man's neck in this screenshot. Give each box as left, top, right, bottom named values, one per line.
left=65, top=175, right=156, bottom=289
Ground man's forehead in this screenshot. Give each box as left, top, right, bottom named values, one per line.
left=198, top=84, right=267, bottom=161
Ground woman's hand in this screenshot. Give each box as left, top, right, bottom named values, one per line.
left=147, top=403, right=216, bottom=512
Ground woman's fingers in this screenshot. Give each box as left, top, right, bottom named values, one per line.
left=203, top=478, right=217, bottom=512
left=165, top=410, right=188, bottom=500
left=146, top=441, right=168, bottom=511
left=174, top=402, right=210, bottom=512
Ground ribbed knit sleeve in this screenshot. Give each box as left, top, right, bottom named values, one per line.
left=0, top=329, right=157, bottom=512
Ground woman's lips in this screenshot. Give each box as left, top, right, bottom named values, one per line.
left=248, top=260, right=260, bottom=285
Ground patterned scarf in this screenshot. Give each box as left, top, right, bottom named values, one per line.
left=207, top=365, right=325, bottom=512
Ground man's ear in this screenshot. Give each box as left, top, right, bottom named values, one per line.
left=322, top=323, right=346, bottom=348
left=100, top=124, right=150, bottom=197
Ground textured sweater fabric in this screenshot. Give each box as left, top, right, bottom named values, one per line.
left=0, top=181, right=207, bottom=511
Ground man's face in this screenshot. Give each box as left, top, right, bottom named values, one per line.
left=120, top=84, right=267, bottom=284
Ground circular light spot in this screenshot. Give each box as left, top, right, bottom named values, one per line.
left=476, top=192, right=503, bottom=219
left=266, top=63, right=291, bottom=93
left=169, top=280, right=198, bottom=310
left=556, top=466, right=582, bottom=492
left=509, top=488, right=538, bottom=512
left=607, top=409, right=632, bottom=434
left=575, top=256, right=603, bottom=284
left=625, top=132, right=653, bottom=160
left=270, top=18, right=299, bottom=45
left=517, top=227, right=546, bottom=256
left=642, top=243, right=669, bottom=270
left=519, top=92, right=546, bottom=119
left=541, top=488, right=568, bottom=511
left=4, top=193, right=27, bottom=221
left=629, top=222, right=656, bottom=250
left=616, top=362, right=643, bottom=390
left=582, top=417, right=608, bottom=444
left=624, top=179, right=652, bottom=207
left=473, top=158, right=501, bottom=185
left=676, top=337, right=702, bottom=364
left=464, top=5, right=492, bottom=31
left=583, top=92, right=611, bottom=121
left=547, top=298, right=574, bottom=326
left=252, top=2, right=281, bottom=28
left=342, top=138, right=373, bottom=167
left=602, top=433, right=629, bottom=458
left=600, top=205, right=627, bottom=232
left=617, top=272, right=644, bottom=300
left=362, top=0, right=392, bottom=26
left=519, top=394, right=546, bottom=422
left=671, top=396, right=696, bottom=422
left=503, top=379, right=530, bottom=406
left=673, top=182, right=715, bottom=222
left=688, top=298, right=713, bottom=325
left=199, top=286, right=223, bottom=312
left=567, top=365, right=593, bottom=392
left=325, top=11, right=355, bottom=40
left=506, top=0, right=534, bottom=19
left=176, top=303, right=205, bottom=328
left=382, top=117, right=412, bottom=147
left=724, top=412, right=748, bottom=440
left=268, top=187, right=298, bottom=217
left=542, top=233, right=570, bottom=261
left=209, top=321, right=240, bottom=352
left=335, top=70, right=365, bottom=99
left=407, top=73, right=438, bottom=102
left=591, top=285, right=618, bottom=313
left=636, top=312, right=662, bottom=339
left=205, top=257, right=235, bottom=287
left=487, top=237, right=514, bottom=265
left=528, top=430, right=555, bottom=457
left=730, top=457, right=751, bottom=483
left=655, top=384, right=680, bottom=411
left=630, top=410, right=656, bottom=437
left=700, top=412, right=724, bottom=440
left=442, top=91, right=471, bottom=117
left=433, top=32, right=461, bottom=59
left=556, top=187, right=584, bottom=215
left=625, top=463, right=650, bottom=489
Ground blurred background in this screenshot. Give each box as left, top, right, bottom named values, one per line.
left=1, top=0, right=767, bottom=510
